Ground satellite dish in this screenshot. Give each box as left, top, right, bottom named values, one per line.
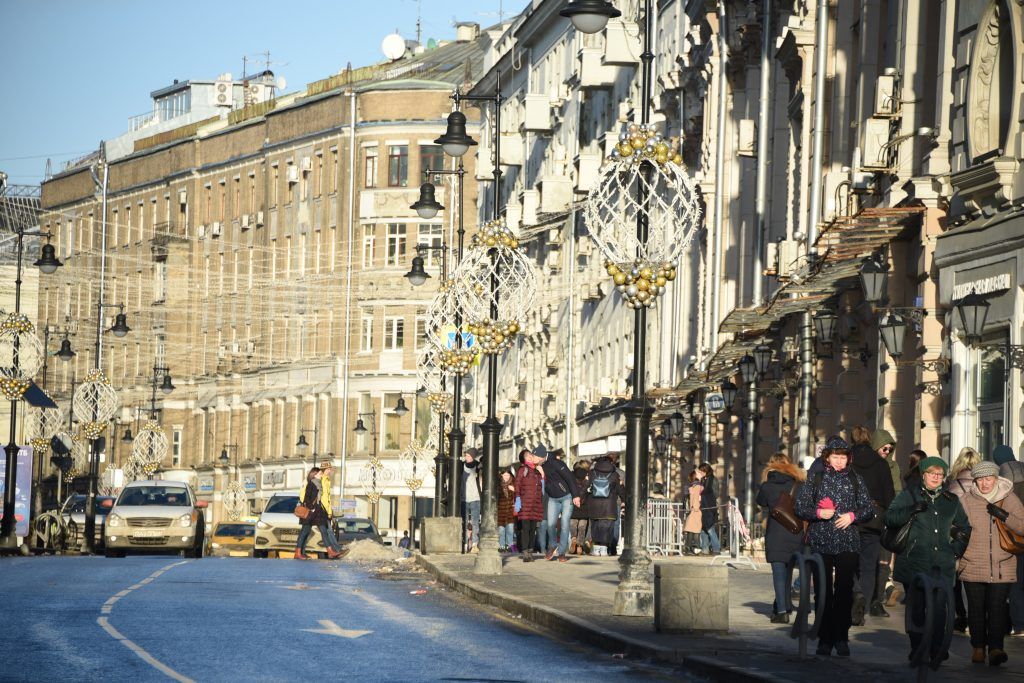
left=382, top=32, right=407, bottom=61
left=276, top=76, right=287, bottom=91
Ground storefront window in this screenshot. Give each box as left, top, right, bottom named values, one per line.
left=976, top=332, right=1007, bottom=458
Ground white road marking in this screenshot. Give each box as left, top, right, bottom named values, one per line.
left=281, top=582, right=322, bottom=591
left=96, top=561, right=194, bottom=683
left=301, top=619, right=372, bottom=639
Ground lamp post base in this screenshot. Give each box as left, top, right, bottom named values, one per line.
left=613, top=545, right=654, bottom=616
left=473, top=545, right=503, bottom=575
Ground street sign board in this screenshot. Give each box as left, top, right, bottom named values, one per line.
left=0, top=446, right=33, bottom=537
left=705, top=392, right=726, bottom=415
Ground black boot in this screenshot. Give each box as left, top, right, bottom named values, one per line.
left=869, top=601, right=890, bottom=617
left=851, top=592, right=866, bottom=626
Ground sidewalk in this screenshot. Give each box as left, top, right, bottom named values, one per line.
left=416, top=551, right=1024, bottom=682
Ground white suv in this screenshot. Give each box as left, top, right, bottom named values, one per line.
left=103, top=480, right=208, bottom=558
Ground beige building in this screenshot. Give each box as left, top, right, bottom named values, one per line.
left=36, top=29, right=486, bottom=537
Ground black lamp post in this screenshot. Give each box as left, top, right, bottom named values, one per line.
left=435, top=111, right=477, bottom=158
left=220, top=444, right=238, bottom=480
left=353, top=411, right=379, bottom=518
left=859, top=256, right=889, bottom=305
left=813, top=309, right=838, bottom=343
left=393, top=396, right=409, bottom=417
left=411, top=183, right=445, bottom=220
left=879, top=313, right=906, bottom=359
left=56, top=337, right=76, bottom=361
left=669, top=411, right=684, bottom=438
left=720, top=380, right=739, bottom=409
left=753, top=344, right=773, bottom=378
left=0, top=181, right=63, bottom=549
left=738, top=354, right=757, bottom=385
left=955, top=290, right=990, bottom=346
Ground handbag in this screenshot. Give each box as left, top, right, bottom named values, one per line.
left=995, top=501, right=1024, bottom=555
left=881, top=489, right=920, bottom=554
left=770, top=481, right=804, bottom=535
left=294, top=503, right=311, bottom=520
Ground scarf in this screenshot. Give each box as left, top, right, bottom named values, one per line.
left=979, top=486, right=1002, bottom=504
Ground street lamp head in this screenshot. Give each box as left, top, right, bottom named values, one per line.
left=753, top=344, right=773, bottom=377
left=879, top=313, right=907, bottom=359
left=296, top=434, right=309, bottom=452
left=738, top=354, right=757, bottom=385
left=220, top=448, right=229, bottom=462
left=110, top=312, right=130, bottom=338
left=55, top=337, right=76, bottom=361
left=415, top=385, right=428, bottom=398
left=34, top=242, right=63, bottom=274
left=121, top=428, right=134, bottom=443
left=813, top=309, right=838, bottom=342
left=559, top=0, right=621, bottom=34
left=160, top=373, right=175, bottom=394
left=669, top=411, right=684, bottom=437
left=404, top=254, right=431, bottom=287
left=859, top=256, right=889, bottom=305
left=720, top=379, right=739, bottom=408
left=435, top=111, right=477, bottom=158
left=353, top=418, right=367, bottom=435
left=410, top=182, right=444, bottom=219
left=660, top=416, right=674, bottom=438
left=955, top=290, right=990, bottom=345
left=394, top=396, right=409, bottom=417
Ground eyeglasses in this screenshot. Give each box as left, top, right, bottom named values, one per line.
left=923, top=470, right=945, bottom=477
left=879, top=446, right=893, bottom=452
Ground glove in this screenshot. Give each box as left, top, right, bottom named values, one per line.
left=987, top=503, right=1010, bottom=522
left=912, top=500, right=930, bottom=514
left=514, top=497, right=522, bottom=514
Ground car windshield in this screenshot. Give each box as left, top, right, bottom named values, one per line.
left=337, top=520, right=375, bottom=534
left=117, top=486, right=191, bottom=507
left=214, top=524, right=254, bottom=537
left=264, top=496, right=299, bottom=514
left=67, top=497, right=114, bottom=513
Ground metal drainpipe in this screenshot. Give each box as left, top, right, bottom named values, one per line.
left=339, top=91, right=356, bottom=498
left=564, top=85, right=583, bottom=461
left=797, top=0, right=829, bottom=464
left=710, top=1, right=728, bottom=355
left=745, top=0, right=773, bottom=525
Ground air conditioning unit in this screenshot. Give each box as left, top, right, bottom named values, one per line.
left=240, top=214, right=251, bottom=230
left=777, top=239, right=801, bottom=278
left=874, top=74, right=898, bottom=116
left=577, top=239, right=592, bottom=256
left=245, top=341, right=256, bottom=355
left=300, top=157, right=313, bottom=173
left=217, top=344, right=227, bottom=359
left=523, top=94, right=552, bottom=132
left=255, top=211, right=265, bottom=227
left=286, top=165, right=299, bottom=184
left=546, top=251, right=561, bottom=270
left=231, top=342, right=240, bottom=354
left=861, top=117, right=893, bottom=170
left=546, top=227, right=561, bottom=245
left=737, top=119, right=757, bottom=157
left=210, top=222, right=222, bottom=238
left=177, top=189, right=188, bottom=206
left=197, top=224, right=207, bottom=239
left=603, top=19, right=641, bottom=66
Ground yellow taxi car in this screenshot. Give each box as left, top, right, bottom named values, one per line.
left=208, top=522, right=255, bottom=557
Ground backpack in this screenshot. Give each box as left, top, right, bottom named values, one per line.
left=591, top=472, right=612, bottom=498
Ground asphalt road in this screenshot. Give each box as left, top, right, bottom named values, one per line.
left=0, top=556, right=690, bottom=682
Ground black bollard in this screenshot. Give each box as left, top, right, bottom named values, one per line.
left=789, top=549, right=826, bottom=660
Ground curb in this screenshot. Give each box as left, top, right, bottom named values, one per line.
left=415, top=554, right=784, bottom=682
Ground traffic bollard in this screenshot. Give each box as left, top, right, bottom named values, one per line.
left=906, top=570, right=954, bottom=681
left=789, top=549, right=825, bottom=660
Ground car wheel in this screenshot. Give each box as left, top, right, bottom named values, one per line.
left=253, top=549, right=267, bottom=558
left=104, top=549, right=123, bottom=558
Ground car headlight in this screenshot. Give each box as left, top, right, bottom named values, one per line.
left=177, top=513, right=193, bottom=528
left=256, top=520, right=270, bottom=530
left=107, top=513, right=125, bottom=528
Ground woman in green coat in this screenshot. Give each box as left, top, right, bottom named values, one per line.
left=885, top=456, right=971, bottom=668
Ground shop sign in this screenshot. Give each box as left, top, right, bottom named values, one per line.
left=262, top=470, right=285, bottom=487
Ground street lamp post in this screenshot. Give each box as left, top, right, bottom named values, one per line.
left=353, top=411, right=382, bottom=521
left=0, top=173, right=63, bottom=550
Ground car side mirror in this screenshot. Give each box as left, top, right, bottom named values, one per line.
left=100, top=499, right=114, bottom=509
left=195, top=500, right=209, bottom=509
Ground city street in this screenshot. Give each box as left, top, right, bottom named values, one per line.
left=0, top=556, right=687, bottom=682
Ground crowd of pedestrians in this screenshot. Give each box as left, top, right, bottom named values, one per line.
left=755, top=427, right=1024, bottom=670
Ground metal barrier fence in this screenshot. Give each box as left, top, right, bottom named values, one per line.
left=646, top=500, right=687, bottom=555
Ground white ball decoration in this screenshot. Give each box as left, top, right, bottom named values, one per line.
left=73, top=369, right=120, bottom=439
left=131, top=420, right=168, bottom=465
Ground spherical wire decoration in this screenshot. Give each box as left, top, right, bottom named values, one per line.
left=223, top=480, right=247, bottom=521
left=25, top=401, right=66, bottom=456
left=123, top=454, right=148, bottom=483
left=417, top=344, right=452, bottom=414
left=585, top=124, right=703, bottom=309
left=70, top=432, right=90, bottom=474
left=131, top=419, right=168, bottom=465
left=0, top=314, right=45, bottom=399
left=73, top=369, right=120, bottom=439
left=425, top=280, right=478, bottom=376
left=453, top=219, right=539, bottom=355
left=399, top=440, right=428, bottom=492
left=358, top=458, right=396, bottom=505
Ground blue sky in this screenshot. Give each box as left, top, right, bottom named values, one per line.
left=0, top=0, right=510, bottom=186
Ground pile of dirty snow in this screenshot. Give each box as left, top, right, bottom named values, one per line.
left=341, top=539, right=408, bottom=563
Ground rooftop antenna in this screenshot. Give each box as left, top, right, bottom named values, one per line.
left=416, top=0, right=422, bottom=46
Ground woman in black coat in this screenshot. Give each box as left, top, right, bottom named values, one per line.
left=697, top=463, right=721, bottom=554
left=756, top=452, right=806, bottom=623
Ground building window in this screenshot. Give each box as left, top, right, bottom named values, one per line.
left=384, top=392, right=402, bottom=451
left=364, top=147, right=378, bottom=188
left=415, top=316, right=428, bottom=350
left=384, top=316, right=404, bottom=351
left=331, top=148, right=339, bottom=193
left=417, top=223, right=443, bottom=266
left=420, top=144, right=444, bottom=176
left=386, top=223, right=406, bottom=266
left=172, top=428, right=182, bottom=466
left=271, top=166, right=280, bottom=207
left=316, top=154, right=324, bottom=197
left=362, top=225, right=375, bottom=267
left=360, top=312, right=373, bottom=353
left=387, top=145, right=408, bottom=187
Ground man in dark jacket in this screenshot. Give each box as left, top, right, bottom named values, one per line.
left=539, top=447, right=580, bottom=561
left=587, top=456, right=623, bottom=555
left=849, top=425, right=896, bottom=623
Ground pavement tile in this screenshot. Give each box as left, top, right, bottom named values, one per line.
left=419, top=552, right=1024, bottom=682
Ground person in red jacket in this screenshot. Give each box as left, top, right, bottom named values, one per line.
left=514, top=448, right=546, bottom=562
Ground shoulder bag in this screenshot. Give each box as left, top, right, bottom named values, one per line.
left=770, top=481, right=804, bottom=535
left=995, top=500, right=1024, bottom=555
left=881, top=488, right=919, bottom=554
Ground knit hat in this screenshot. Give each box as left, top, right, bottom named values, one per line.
left=532, top=444, right=549, bottom=459
left=824, top=435, right=851, bottom=454
left=918, top=456, right=948, bottom=474
left=971, top=461, right=1000, bottom=479
left=870, top=428, right=896, bottom=450
left=992, top=445, right=1016, bottom=467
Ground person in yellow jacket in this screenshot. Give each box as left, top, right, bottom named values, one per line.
left=295, top=463, right=343, bottom=559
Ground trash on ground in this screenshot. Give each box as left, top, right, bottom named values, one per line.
left=410, top=589, right=428, bottom=595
